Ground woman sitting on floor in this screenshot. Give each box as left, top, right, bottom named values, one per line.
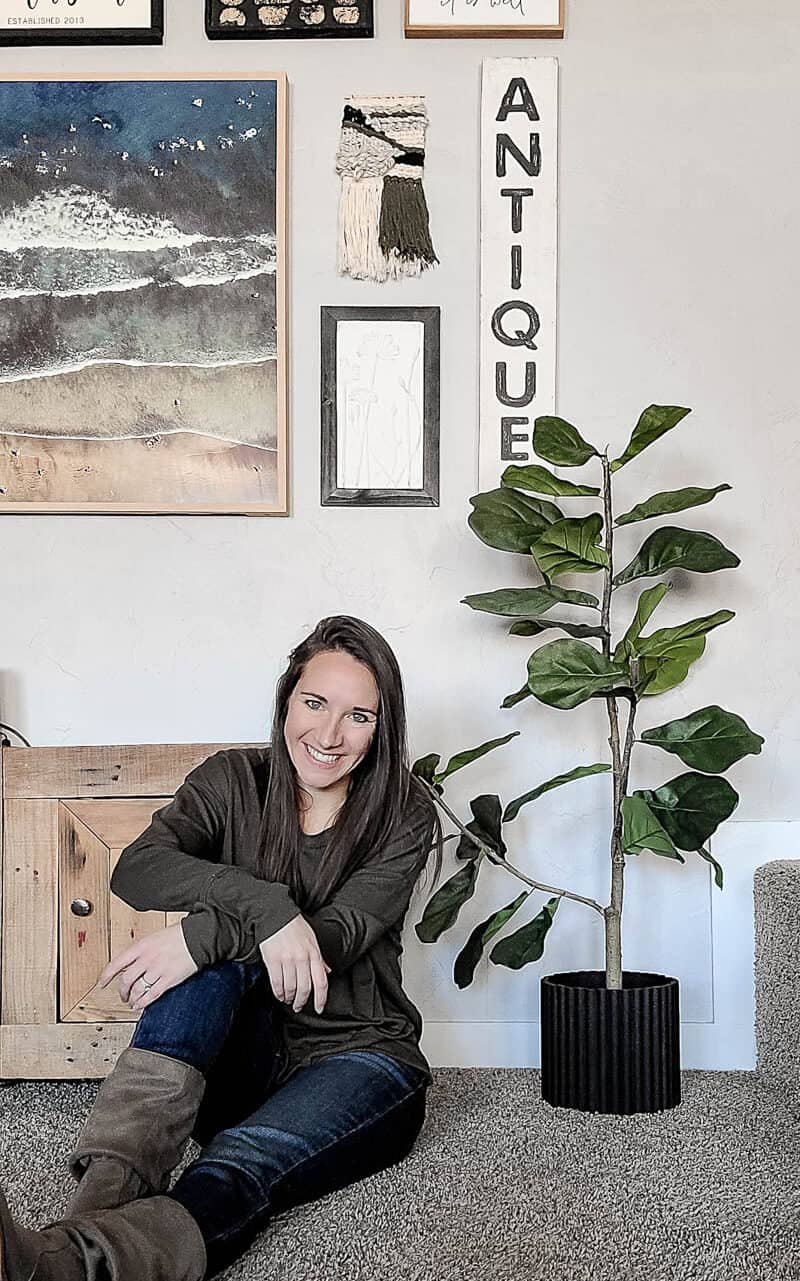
left=0, top=614, right=442, bottom=1281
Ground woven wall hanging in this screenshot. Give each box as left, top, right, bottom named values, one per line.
left=335, top=96, right=438, bottom=282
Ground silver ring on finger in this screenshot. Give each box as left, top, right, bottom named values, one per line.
left=137, top=976, right=156, bottom=992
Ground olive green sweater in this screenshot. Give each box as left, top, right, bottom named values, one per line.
left=110, top=747, right=436, bottom=1087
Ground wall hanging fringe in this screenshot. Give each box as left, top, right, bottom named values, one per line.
left=335, top=95, right=438, bottom=282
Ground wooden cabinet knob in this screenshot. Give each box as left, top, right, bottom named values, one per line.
left=70, top=899, right=93, bottom=917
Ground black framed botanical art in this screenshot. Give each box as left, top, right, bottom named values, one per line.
left=0, top=0, right=164, bottom=45
left=321, top=306, right=440, bottom=507
left=207, top=0, right=373, bottom=39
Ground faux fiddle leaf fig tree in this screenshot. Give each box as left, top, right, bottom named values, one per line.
left=414, top=406, right=763, bottom=992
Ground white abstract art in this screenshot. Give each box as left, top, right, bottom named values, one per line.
left=335, top=320, right=424, bottom=491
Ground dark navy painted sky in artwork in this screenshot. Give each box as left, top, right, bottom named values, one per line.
left=0, top=79, right=277, bottom=186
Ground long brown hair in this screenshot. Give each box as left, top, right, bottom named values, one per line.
left=258, top=616, right=442, bottom=913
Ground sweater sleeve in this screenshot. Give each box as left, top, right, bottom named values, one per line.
left=110, top=752, right=301, bottom=968
left=306, top=794, right=436, bottom=975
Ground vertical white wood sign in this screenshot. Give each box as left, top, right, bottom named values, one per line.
left=479, top=58, right=558, bottom=493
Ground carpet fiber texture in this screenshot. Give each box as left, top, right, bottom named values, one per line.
left=1, top=1069, right=798, bottom=1281
left=755, top=860, right=800, bottom=1093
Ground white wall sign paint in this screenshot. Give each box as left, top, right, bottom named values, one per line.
left=479, top=58, right=558, bottom=493
left=0, top=1, right=153, bottom=29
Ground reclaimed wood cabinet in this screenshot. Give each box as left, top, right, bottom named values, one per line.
left=0, top=743, right=239, bottom=1080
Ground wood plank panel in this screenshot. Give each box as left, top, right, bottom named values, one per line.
left=0, top=1022, right=132, bottom=1079
left=60, top=802, right=170, bottom=1023
left=1, top=743, right=256, bottom=1076
left=3, top=742, right=262, bottom=800
left=62, top=987, right=140, bottom=1024
left=65, top=800, right=171, bottom=973
left=59, top=805, right=111, bottom=1020
left=1, top=799, right=57, bottom=1024
left=102, top=842, right=169, bottom=1025
left=110, top=853, right=168, bottom=961
left=67, top=798, right=167, bottom=848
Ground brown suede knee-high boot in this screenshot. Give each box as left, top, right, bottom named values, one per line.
left=0, top=1186, right=206, bottom=1281
left=66, top=1047, right=205, bottom=1216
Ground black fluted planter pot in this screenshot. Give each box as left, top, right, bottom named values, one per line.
left=540, top=970, right=681, bottom=1115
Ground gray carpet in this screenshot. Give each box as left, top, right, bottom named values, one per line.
left=1, top=1070, right=798, bottom=1281
left=756, top=861, right=800, bottom=1091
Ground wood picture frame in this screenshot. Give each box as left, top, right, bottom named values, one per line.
left=206, top=0, right=373, bottom=40
left=404, top=0, right=563, bottom=39
left=320, top=306, right=440, bottom=508
left=0, top=0, right=164, bottom=45
left=0, top=73, right=288, bottom=515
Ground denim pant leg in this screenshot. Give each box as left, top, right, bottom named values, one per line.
left=169, top=1050, right=429, bottom=1278
left=130, top=960, right=286, bottom=1145
left=130, top=960, right=265, bottom=1071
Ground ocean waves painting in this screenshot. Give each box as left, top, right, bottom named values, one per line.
left=0, top=266, right=278, bottom=388
left=0, top=76, right=286, bottom=511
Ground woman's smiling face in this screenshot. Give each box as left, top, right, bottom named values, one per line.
left=284, top=649, right=379, bottom=801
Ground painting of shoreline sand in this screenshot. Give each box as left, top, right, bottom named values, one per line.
left=0, top=76, right=287, bottom=513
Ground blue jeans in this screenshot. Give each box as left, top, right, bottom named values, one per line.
left=131, top=961, right=429, bottom=1278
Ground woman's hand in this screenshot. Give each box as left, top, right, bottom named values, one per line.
left=98, top=922, right=199, bottom=1011
left=259, top=916, right=331, bottom=1014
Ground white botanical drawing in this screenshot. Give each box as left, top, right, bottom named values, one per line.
left=336, top=321, right=424, bottom=490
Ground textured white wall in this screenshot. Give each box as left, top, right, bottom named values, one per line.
left=1, top=0, right=797, bottom=1069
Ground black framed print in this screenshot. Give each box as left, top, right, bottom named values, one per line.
left=0, top=1, right=164, bottom=45
left=321, top=306, right=440, bottom=507
left=207, top=0, right=373, bottom=40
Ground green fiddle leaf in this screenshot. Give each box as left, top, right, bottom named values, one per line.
left=468, top=488, right=564, bottom=554
left=532, top=514, right=610, bottom=579
left=632, top=610, right=734, bottom=697
left=502, top=463, right=600, bottom=499
left=610, top=405, right=691, bottom=472
left=415, top=861, right=480, bottom=943
left=463, top=585, right=600, bottom=617
left=436, top=733, right=519, bottom=784
left=527, top=639, right=628, bottom=710
left=634, top=772, right=739, bottom=850
left=533, top=416, right=599, bottom=467
left=504, top=763, right=612, bottom=823
left=615, top=583, right=671, bottom=660
left=698, top=846, right=724, bottom=890
left=454, top=824, right=484, bottom=861
left=616, top=484, right=731, bottom=527
left=489, top=896, right=561, bottom=969
left=502, top=683, right=534, bottom=709
left=635, top=609, right=735, bottom=658
left=455, top=795, right=507, bottom=861
left=614, top=527, right=740, bottom=587
left=509, top=618, right=606, bottom=640
left=621, top=795, right=684, bottom=860
left=636, top=637, right=706, bottom=697
left=412, top=753, right=442, bottom=783
left=640, top=706, right=765, bottom=774
left=453, top=892, right=531, bottom=988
